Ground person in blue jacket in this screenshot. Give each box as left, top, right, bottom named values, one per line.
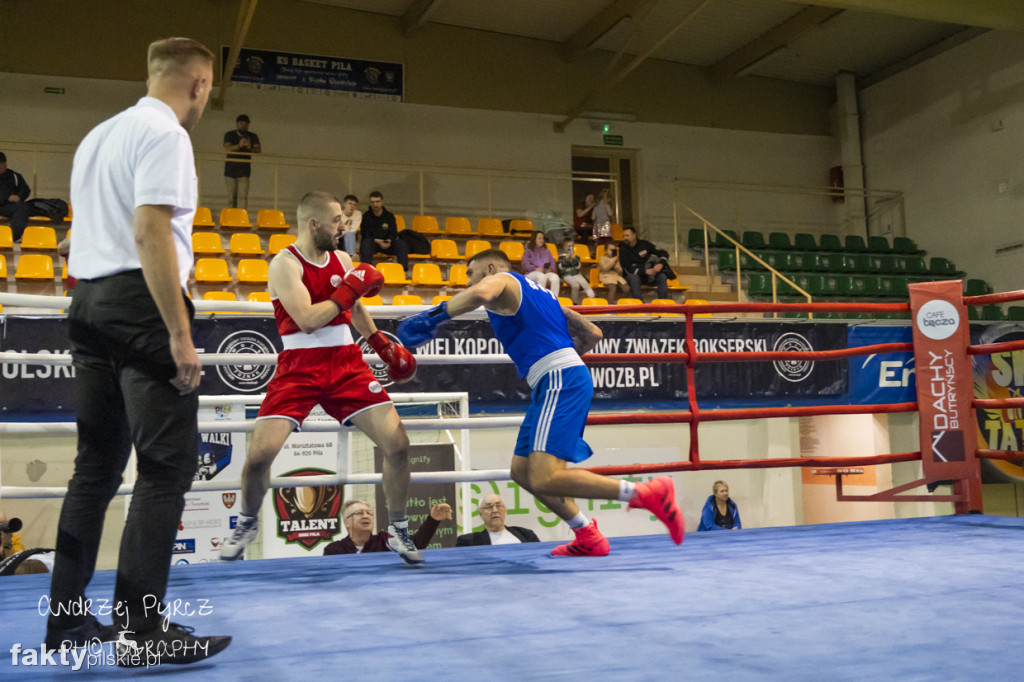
left=698, top=480, right=741, bottom=531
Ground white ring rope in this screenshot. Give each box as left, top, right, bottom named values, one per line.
left=1, top=469, right=514, bottom=500
left=0, top=351, right=514, bottom=366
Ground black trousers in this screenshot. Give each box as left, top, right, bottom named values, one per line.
left=48, top=270, right=198, bottom=632
left=360, top=236, right=409, bottom=271
left=0, top=200, right=29, bottom=241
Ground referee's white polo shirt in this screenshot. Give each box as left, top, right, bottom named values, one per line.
left=68, top=97, right=198, bottom=291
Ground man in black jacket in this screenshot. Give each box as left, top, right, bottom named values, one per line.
left=618, top=226, right=674, bottom=300
left=359, top=190, right=410, bottom=275
left=456, top=493, right=540, bottom=546
left=0, top=152, right=31, bottom=242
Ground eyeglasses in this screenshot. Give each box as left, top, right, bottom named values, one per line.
left=345, top=509, right=374, bottom=519
left=479, top=503, right=505, bottom=512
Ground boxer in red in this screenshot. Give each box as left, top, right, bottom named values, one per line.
left=220, top=191, right=423, bottom=565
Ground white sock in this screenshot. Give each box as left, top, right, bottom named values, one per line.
left=566, top=512, right=589, bottom=530
left=618, top=480, right=637, bottom=502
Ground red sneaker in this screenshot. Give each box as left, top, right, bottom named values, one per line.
left=551, top=519, right=610, bottom=557
left=629, top=477, right=685, bottom=545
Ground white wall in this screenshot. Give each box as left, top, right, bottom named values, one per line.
left=1, top=71, right=838, bottom=249
left=860, top=30, right=1024, bottom=293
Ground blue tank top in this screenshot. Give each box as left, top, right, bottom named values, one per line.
left=487, top=272, right=576, bottom=379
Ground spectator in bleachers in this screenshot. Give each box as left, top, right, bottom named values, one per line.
left=598, top=243, right=628, bottom=303
left=0, top=152, right=31, bottom=242
left=592, top=188, right=614, bottom=245
left=698, top=480, right=742, bottom=531
left=523, top=230, right=560, bottom=295
left=558, top=237, right=593, bottom=304
left=620, top=226, right=673, bottom=301
left=335, top=194, right=361, bottom=255
left=223, top=114, right=261, bottom=210
left=573, top=193, right=595, bottom=242
left=360, top=190, right=410, bottom=275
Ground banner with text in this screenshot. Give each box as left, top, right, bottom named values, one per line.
left=223, top=47, right=403, bottom=101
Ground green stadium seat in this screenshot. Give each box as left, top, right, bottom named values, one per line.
left=889, top=276, right=910, bottom=298
left=747, top=273, right=774, bottom=297
left=867, top=236, right=891, bottom=253
left=825, top=253, right=853, bottom=273
left=903, top=256, right=927, bottom=275
left=804, top=274, right=831, bottom=297
left=1008, top=306, right=1024, bottom=321
left=793, top=233, right=817, bottom=251
left=964, top=279, right=992, bottom=297
left=845, top=235, right=867, bottom=252
left=819, top=234, right=843, bottom=252
left=688, top=228, right=706, bottom=250
left=768, top=232, right=792, bottom=250
left=862, top=276, right=889, bottom=297
left=835, top=275, right=865, bottom=297
left=800, top=253, right=824, bottom=272
left=893, top=237, right=922, bottom=254
left=742, top=231, right=767, bottom=250
left=715, top=230, right=740, bottom=249
left=982, top=305, right=1004, bottom=321
left=717, top=250, right=736, bottom=271
left=968, top=306, right=981, bottom=321
left=929, top=257, right=957, bottom=276
left=853, top=254, right=876, bottom=273
left=742, top=253, right=767, bottom=271
left=877, top=255, right=899, bottom=274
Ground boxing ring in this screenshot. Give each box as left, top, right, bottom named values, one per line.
left=1, top=281, right=1024, bottom=677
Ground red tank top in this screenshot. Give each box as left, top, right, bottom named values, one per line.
left=272, top=245, right=352, bottom=338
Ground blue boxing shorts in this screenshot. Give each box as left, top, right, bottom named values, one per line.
left=514, top=365, right=594, bottom=463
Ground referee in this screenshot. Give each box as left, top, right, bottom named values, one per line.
left=45, top=37, right=230, bottom=665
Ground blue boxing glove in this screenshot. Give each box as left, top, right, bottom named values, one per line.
left=397, top=301, right=450, bottom=348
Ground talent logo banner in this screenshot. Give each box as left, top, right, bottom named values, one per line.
left=223, top=47, right=403, bottom=101
left=908, top=281, right=977, bottom=479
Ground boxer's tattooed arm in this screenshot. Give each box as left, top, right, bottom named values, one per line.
left=564, top=308, right=602, bottom=356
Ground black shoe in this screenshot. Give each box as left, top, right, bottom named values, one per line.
left=115, top=622, right=231, bottom=667
left=45, top=615, right=117, bottom=652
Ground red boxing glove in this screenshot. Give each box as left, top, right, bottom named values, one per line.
left=330, top=264, right=385, bottom=311
left=368, top=332, right=417, bottom=383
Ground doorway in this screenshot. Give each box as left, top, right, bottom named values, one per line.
left=570, top=147, right=638, bottom=234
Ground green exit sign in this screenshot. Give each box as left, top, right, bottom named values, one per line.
left=603, top=134, right=623, bottom=146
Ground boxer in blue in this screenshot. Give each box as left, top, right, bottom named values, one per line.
left=398, top=249, right=684, bottom=555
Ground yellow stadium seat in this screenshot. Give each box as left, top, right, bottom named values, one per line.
left=444, top=217, right=474, bottom=236
left=558, top=297, right=573, bottom=306
left=432, top=295, right=452, bottom=305
left=667, top=277, right=689, bottom=291
left=362, top=295, right=383, bottom=306
left=616, top=297, right=645, bottom=316
left=687, top=298, right=712, bottom=317
left=411, top=216, right=441, bottom=234
left=64, top=204, right=73, bottom=223
left=430, top=239, right=461, bottom=261
left=499, top=241, right=524, bottom=263
left=588, top=268, right=607, bottom=291
left=477, top=219, right=506, bottom=238
left=611, top=223, right=624, bottom=241
left=0, top=254, right=7, bottom=278
left=203, top=291, right=238, bottom=314
left=574, top=244, right=595, bottom=264
left=268, top=233, right=297, bottom=255
left=651, top=298, right=680, bottom=317
left=464, top=239, right=492, bottom=260
left=508, top=219, right=533, bottom=236
left=581, top=297, right=608, bottom=306
left=193, top=207, right=216, bottom=228
left=194, top=258, right=232, bottom=284
left=237, top=258, right=269, bottom=284
left=229, top=233, right=264, bottom=256
left=192, top=231, right=225, bottom=256
left=14, top=254, right=54, bottom=280
left=392, top=294, right=423, bottom=306
left=247, top=291, right=272, bottom=303
left=219, top=208, right=252, bottom=231
left=204, top=291, right=237, bottom=301
left=20, top=226, right=58, bottom=251
left=412, top=263, right=446, bottom=286
left=0, top=225, right=12, bottom=250
left=595, top=244, right=606, bottom=261
left=546, top=243, right=558, bottom=260
left=448, top=264, right=468, bottom=287
left=395, top=215, right=407, bottom=232
left=256, top=209, right=290, bottom=231
left=61, top=260, right=67, bottom=281
left=377, top=262, right=409, bottom=286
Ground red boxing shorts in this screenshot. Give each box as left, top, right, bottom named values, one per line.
left=257, top=344, right=392, bottom=429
